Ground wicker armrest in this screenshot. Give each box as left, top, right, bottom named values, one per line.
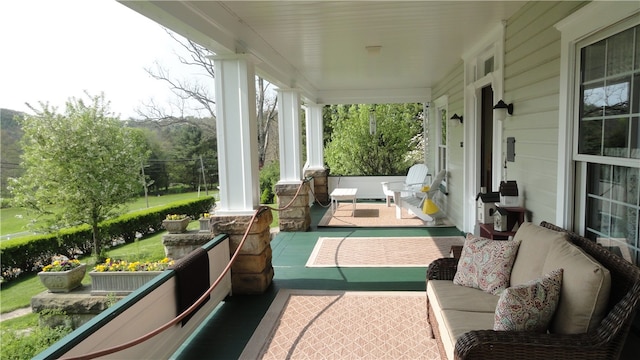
left=426, top=257, right=459, bottom=280
left=455, top=330, right=607, bottom=360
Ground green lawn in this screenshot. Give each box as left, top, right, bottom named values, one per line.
left=0, top=221, right=185, bottom=314
left=0, top=191, right=217, bottom=237
left=0, top=200, right=277, bottom=314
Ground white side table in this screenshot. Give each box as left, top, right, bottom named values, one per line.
left=330, top=188, right=358, bottom=216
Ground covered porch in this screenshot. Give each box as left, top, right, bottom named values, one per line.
left=34, top=1, right=640, bottom=358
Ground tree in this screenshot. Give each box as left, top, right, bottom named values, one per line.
left=137, top=29, right=278, bottom=168
left=0, top=108, right=25, bottom=198
left=324, top=103, right=424, bottom=175
left=9, top=93, right=148, bottom=259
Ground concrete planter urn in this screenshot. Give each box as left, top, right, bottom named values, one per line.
left=89, top=271, right=162, bottom=296
left=162, top=217, right=190, bottom=233
left=38, top=264, right=87, bottom=293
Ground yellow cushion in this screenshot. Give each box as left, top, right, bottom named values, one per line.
left=422, top=198, right=439, bottom=215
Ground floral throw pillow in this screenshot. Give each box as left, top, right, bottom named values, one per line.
left=494, top=268, right=563, bottom=332
left=452, top=234, right=521, bottom=295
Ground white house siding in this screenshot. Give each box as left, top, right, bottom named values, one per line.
left=502, top=1, right=587, bottom=224
left=430, top=1, right=588, bottom=228
left=430, top=60, right=464, bottom=226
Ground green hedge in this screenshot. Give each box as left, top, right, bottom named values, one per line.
left=0, top=196, right=214, bottom=283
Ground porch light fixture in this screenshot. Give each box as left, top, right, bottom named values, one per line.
left=369, top=107, right=377, bottom=135
left=493, top=100, right=514, bottom=121
left=449, top=113, right=463, bottom=126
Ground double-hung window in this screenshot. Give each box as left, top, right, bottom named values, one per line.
left=577, top=23, right=640, bottom=265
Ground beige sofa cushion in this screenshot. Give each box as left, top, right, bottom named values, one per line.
left=440, top=310, right=495, bottom=360
left=510, top=222, right=568, bottom=286
left=427, top=280, right=500, bottom=313
left=542, top=239, right=611, bottom=334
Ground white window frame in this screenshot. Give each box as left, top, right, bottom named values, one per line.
left=433, top=95, right=449, bottom=191
left=555, top=1, right=640, bottom=229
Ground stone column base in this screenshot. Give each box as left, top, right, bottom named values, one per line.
left=305, top=168, right=329, bottom=205
left=211, top=208, right=274, bottom=294
left=162, top=231, right=216, bottom=260
left=275, top=182, right=311, bottom=231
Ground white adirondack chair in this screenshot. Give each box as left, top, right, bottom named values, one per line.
left=400, top=169, right=447, bottom=224
left=381, top=164, right=431, bottom=206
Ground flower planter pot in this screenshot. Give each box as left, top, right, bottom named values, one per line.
left=162, top=218, right=190, bottom=233
left=199, top=217, right=211, bottom=232
left=38, top=264, right=87, bottom=293
left=89, top=271, right=163, bottom=296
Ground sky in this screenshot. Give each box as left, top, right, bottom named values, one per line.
left=0, top=0, right=204, bottom=119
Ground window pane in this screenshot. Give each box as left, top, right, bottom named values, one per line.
left=631, top=117, right=639, bottom=159
left=603, top=77, right=631, bottom=116
left=440, top=110, right=447, bottom=146
left=635, top=27, right=640, bottom=70
left=582, top=39, right=606, bottom=81
left=588, top=163, right=611, bottom=196
left=484, top=57, right=494, bottom=76
left=607, top=27, right=634, bottom=76
left=582, top=81, right=605, bottom=117
left=633, top=74, right=639, bottom=114
left=603, top=117, right=629, bottom=157
left=587, top=195, right=608, bottom=235
left=579, top=119, right=602, bottom=155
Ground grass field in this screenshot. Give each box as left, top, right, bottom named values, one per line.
left=0, top=201, right=279, bottom=314
left=0, top=191, right=217, bottom=237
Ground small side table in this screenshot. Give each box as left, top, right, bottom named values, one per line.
left=330, top=188, right=358, bottom=216
left=479, top=206, right=526, bottom=240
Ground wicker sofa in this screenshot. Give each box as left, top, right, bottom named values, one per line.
left=426, top=221, right=640, bottom=360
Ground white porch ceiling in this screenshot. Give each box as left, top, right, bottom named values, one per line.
left=120, top=1, right=525, bottom=104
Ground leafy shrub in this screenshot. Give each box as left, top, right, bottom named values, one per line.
left=0, top=312, right=72, bottom=360
left=0, top=196, right=214, bottom=283
left=259, top=162, right=280, bottom=204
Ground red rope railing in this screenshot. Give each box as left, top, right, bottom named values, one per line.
left=61, top=179, right=311, bottom=359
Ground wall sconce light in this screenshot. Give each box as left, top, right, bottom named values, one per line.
left=449, top=113, right=463, bottom=127
left=493, top=100, right=514, bottom=121
left=369, top=107, right=377, bottom=135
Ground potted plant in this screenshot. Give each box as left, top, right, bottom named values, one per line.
left=89, top=257, right=175, bottom=296
left=199, top=212, right=211, bottom=232
left=38, top=255, right=87, bottom=293
left=162, top=214, right=190, bottom=233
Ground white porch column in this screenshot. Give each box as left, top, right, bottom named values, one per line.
left=212, top=55, right=260, bottom=215
left=303, top=103, right=329, bottom=205
left=276, top=89, right=303, bottom=183
left=275, top=89, right=311, bottom=231
left=305, top=103, right=324, bottom=170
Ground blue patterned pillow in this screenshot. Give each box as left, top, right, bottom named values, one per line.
left=494, top=268, right=563, bottom=332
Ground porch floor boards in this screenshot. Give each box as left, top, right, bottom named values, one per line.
left=172, top=201, right=463, bottom=359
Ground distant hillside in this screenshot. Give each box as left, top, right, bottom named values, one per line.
left=1, top=108, right=25, bottom=199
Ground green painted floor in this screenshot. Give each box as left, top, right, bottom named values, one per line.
left=173, top=202, right=463, bottom=359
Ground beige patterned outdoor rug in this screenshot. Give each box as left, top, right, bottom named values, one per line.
left=239, top=290, right=441, bottom=360
left=317, top=202, right=454, bottom=228
left=306, top=236, right=465, bottom=267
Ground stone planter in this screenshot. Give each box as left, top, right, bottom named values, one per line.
left=89, top=271, right=163, bottom=296
left=162, top=218, right=190, bottom=233
left=38, top=264, right=87, bottom=293
left=199, top=217, right=211, bottom=232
